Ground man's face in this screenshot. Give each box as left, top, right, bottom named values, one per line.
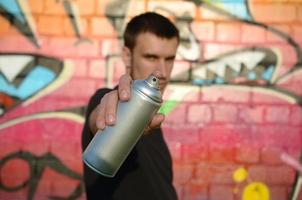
left=123, top=32, right=179, bottom=93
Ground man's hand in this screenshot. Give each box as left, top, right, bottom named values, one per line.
left=89, top=73, right=165, bottom=135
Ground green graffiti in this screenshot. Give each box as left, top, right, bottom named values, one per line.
left=159, top=100, right=180, bottom=115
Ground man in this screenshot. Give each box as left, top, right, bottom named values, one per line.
left=82, top=12, right=180, bottom=199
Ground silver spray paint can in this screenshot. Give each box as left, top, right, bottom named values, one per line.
left=82, top=75, right=162, bottom=177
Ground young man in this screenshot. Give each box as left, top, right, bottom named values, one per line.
left=82, top=12, right=180, bottom=199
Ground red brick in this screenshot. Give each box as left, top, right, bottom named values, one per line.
left=260, top=147, right=283, bottom=164
left=0, top=189, right=28, bottom=200
left=54, top=78, right=97, bottom=99
left=252, top=3, right=297, bottom=22
left=71, top=59, right=88, bottom=77
left=45, top=37, right=100, bottom=57
left=96, top=0, right=112, bottom=16
left=251, top=87, right=292, bottom=104
left=216, top=22, right=241, bottom=42
left=182, top=143, right=208, bottom=164
left=50, top=141, right=79, bottom=163
left=164, top=125, right=199, bottom=144
left=77, top=0, right=96, bottom=15
left=125, top=0, right=145, bottom=17
left=267, top=166, right=296, bottom=184
left=253, top=125, right=301, bottom=149
left=212, top=104, right=238, bottom=123
left=75, top=39, right=100, bottom=57
left=200, top=7, right=231, bottom=21
left=209, top=146, right=236, bottom=164
left=0, top=16, right=10, bottom=36
left=241, top=24, right=266, bottom=43
left=202, top=86, right=250, bottom=103
left=35, top=168, right=81, bottom=199
left=293, top=24, right=302, bottom=42
left=165, top=141, right=182, bottom=162
left=249, top=165, right=296, bottom=184
left=38, top=15, right=65, bottom=35
left=163, top=84, right=200, bottom=103
left=163, top=102, right=187, bottom=125
left=211, top=164, right=241, bottom=184
left=101, top=39, right=122, bottom=57
left=187, top=104, right=212, bottom=124
left=0, top=132, right=23, bottom=159
left=22, top=142, right=50, bottom=157
left=266, top=24, right=291, bottom=43
left=204, top=43, right=244, bottom=59
left=238, top=105, right=264, bottom=124
left=209, top=184, right=234, bottom=200
left=201, top=124, right=247, bottom=147
left=236, top=145, right=260, bottom=164
left=277, top=69, right=302, bottom=96
left=278, top=44, right=299, bottom=66
left=290, top=105, right=302, bottom=126
left=249, top=165, right=269, bottom=183
left=45, top=37, right=77, bottom=56
left=195, top=163, right=212, bottom=184
left=269, top=185, right=289, bottom=200
left=265, top=105, right=290, bottom=123
left=183, top=181, right=208, bottom=200
left=148, top=1, right=196, bottom=18
left=28, top=0, right=44, bottom=14
left=91, top=17, right=116, bottom=37
left=173, top=163, right=193, bottom=184
left=170, top=61, right=191, bottom=82
left=89, top=59, right=106, bottom=79
left=298, top=5, right=302, bottom=22
left=63, top=17, right=88, bottom=36
left=101, top=56, right=126, bottom=87
left=44, top=0, right=67, bottom=15
left=191, top=21, right=215, bottom=41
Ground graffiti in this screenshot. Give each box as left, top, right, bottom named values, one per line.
left=0, top=54, right=72, bottom=116
left=0, top=0, right=39, bottom=47
left=0, top=151, right=83, bottom=199
left=233, top=167, right=270, bottom=200
left=62, top=0, right=92, bottom=45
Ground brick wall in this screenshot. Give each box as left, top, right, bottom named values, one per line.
left=0, top=0, right=302, bottom=199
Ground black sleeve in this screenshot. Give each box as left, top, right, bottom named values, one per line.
left=81, top=88, right=113, bottom=151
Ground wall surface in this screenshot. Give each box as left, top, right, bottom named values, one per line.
left=1, top=0, right=302, bottom=200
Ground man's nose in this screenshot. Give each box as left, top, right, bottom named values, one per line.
left=156, top=60, right=167, bottom=78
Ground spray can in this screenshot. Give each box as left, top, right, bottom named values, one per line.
left=82, top=75, right=162, bottom=177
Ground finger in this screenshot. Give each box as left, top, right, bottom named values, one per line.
left=95, top=100, right=106, bottom=131
left=118, top=74, right=132, bottom=101
left=144, top=113, right=165, bottom=135
left=104, top=90, right=118, bottom=125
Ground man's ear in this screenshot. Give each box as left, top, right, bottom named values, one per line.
left=122, top=46, right=131, bottom=75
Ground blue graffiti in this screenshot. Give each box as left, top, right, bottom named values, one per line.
left=216, top=0, right=252, bottom=20
left=262, top=65, right=274, bottom=81
left=0, top=0, right=26, bottom=23
left=0, top=66, right=55, bottom=99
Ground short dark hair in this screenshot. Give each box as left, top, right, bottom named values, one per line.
left=123, top=12, right=179, bottom=50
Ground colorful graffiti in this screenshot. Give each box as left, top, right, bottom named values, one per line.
left=0, top=0, right=302, bottom=199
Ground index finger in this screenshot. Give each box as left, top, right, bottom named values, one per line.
left=118, top=74, right=132, bottom=101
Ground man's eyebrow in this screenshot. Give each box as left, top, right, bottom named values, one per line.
left=143, top=53, right=159, bottom=58
left=166, top=55, right=176, bottom=59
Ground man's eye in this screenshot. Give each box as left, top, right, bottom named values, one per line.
left=147, top=56, right=157, bottom=61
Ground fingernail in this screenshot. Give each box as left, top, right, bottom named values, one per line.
left=107, top=114, right=115, bottom=124
left=121, top=90, right=129, bottom=99
left=97, top=121, right=105, bottom=130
